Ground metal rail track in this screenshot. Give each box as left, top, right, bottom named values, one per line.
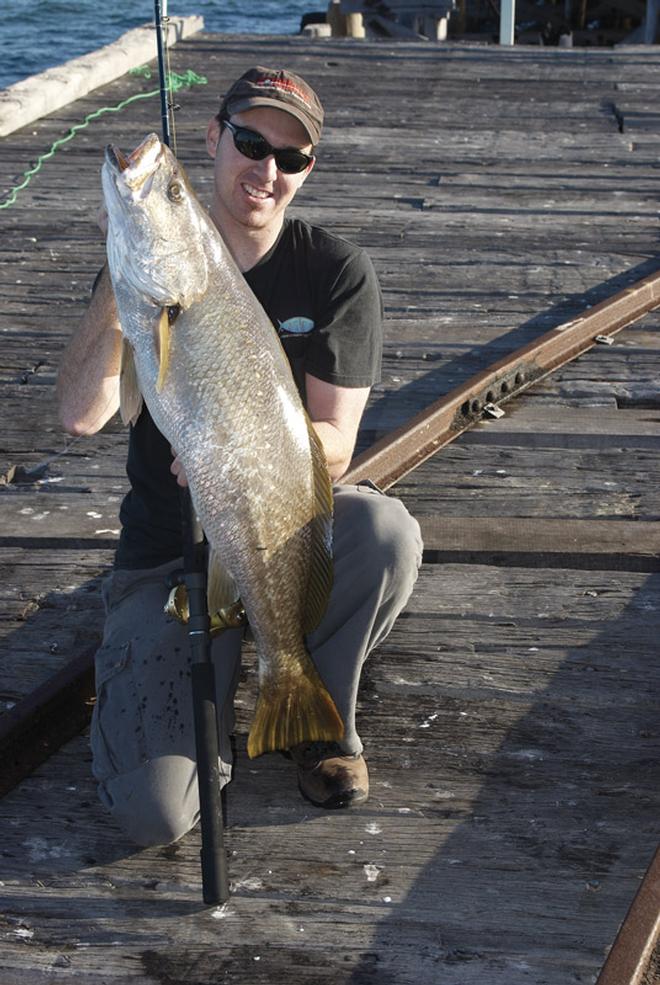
left=2, top=267, right=659, bottom=980
left=596, top=846, right=660, bottom=985
left=344, top=267, right=660, bottom=489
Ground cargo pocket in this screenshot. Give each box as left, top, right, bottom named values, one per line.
left=90, top=639, right=147, bottom=783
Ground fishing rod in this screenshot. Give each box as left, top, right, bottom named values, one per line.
left=153, top=0, right=229, bottom=905
left=154, top=0, right=173, bottom=149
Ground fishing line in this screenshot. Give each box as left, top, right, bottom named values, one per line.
left=3, top=56, right=205, bottom=471
left=0, top=68, right=206, bottom=210
left=4, top=23, right=198, bottom=483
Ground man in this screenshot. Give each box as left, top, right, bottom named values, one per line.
left=57, top=66, right=422, bottom=847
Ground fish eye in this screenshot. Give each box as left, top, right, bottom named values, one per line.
left=167, top=180, right=184, bottom=202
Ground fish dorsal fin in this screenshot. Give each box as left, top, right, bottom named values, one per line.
left=155, top=307, right=170, bottom=392
left=207, top=547, right=239, bottom=615
left=302, top=417, right=334, bottom=635
left=119, top=337, right=143, bottom=426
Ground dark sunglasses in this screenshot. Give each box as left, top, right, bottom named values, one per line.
left=221, top=118, right=314, bottom=175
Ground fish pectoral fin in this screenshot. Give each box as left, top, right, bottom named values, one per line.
left=154, top=307, right=171, bottom=392
left=207, top=548, right=239, bottom=616
left=246, top=652, right=344, bottom=758
left=119, top=337, right=143, bottom=426
left=302, top=416, right=334, bottom=635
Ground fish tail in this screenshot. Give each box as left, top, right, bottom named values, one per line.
left=246, top=655, right=344, bottom=759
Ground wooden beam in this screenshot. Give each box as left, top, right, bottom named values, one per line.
left=644, top=0, right=659, bottom=42
left=417, top=517, right=660, bottom=571
left=0, top=641, right=98, bottom=798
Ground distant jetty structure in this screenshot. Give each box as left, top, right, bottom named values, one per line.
left=305, top=0, right=659, bottom=46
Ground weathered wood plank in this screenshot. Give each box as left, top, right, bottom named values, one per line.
left=1, top=564, right=658, bottom=984
left=418, top=516, right=660, bottom=568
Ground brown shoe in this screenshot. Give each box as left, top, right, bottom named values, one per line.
left=289, top=741, right=369, bottom=809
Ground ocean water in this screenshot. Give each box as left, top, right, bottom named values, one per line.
left=0, top=0, right=319, bottom=89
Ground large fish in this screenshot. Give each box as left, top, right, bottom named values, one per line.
left=101, top=132, right=343, bottom=758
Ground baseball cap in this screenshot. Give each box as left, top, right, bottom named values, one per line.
left=219, top=66, right=324, bottom=146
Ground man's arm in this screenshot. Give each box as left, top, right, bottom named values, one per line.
left=57, top=265, right=123, bottom=436
left=306, top=373, right=370, bottom=481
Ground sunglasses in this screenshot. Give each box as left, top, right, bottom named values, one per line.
left=221, top=119, right=314, bottom=175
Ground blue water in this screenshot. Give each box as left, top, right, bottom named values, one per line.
left=0, top=1, right=319, bottom=89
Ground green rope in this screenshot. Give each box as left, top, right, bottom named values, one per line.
left=0, top=69, right=207, bottom=210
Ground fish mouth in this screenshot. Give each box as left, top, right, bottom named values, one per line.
left=105, top=145, right=130, bottom=172
left=105, top=133, right=163, bottom=191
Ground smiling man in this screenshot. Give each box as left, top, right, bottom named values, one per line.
left=57, top=67, right=423, bottom=847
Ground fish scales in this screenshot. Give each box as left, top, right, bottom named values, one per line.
left=102, top=133, right=343, bottom=757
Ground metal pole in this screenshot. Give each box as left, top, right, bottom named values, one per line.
left=500, top=0, right=516, bottom=44
left=152, top=0, right=229, bottom=905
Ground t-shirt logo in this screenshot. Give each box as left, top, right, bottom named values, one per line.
left=278, top=316, right=315, bottom=335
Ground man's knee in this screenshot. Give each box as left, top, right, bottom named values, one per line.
left=336, top=485, right=423, bottom=579
left=98, top=757, right=199, bottom=848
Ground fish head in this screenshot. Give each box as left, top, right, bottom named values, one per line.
left=102, top=133, right=209, bottom=311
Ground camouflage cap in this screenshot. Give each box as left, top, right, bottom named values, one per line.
left=220, top=66, right=324, bottom=146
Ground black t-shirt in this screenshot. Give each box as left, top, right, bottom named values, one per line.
left=114, top=217, right=383, bottom=570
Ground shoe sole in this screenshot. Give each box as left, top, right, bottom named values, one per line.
left=298, top=783, right=369, bottom=809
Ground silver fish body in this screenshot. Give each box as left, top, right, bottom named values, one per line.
left=102, top=134, right=342, bottom=757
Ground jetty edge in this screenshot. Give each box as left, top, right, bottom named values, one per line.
left=0, top=15, right=204, bottom=139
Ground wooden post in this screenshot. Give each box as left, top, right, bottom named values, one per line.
left=456, top=0, right=467, bottom=34
left=644, top=0, right=659, bottom=42
left=500, top=0, right=516, bottom=44
left=346, top=12, right=366, bottom=37
left=422, top=14, right=448, bottom=39
left=579, top=0, right=588, bottom=29
left=327, top=0, right=347, bottom=36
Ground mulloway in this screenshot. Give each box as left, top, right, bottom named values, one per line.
left=101, top=132, right=343, bottom=758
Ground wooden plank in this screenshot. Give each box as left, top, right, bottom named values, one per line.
left=0, top=550, right=109, bottom=709
left=0, top=641, right=98, bottom=798
left=0, top=564, right=658, bottom=984
left=418, top=516, right=660, bottom=570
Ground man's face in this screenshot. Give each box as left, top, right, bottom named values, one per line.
left=206, top=106, right=315, bottom=235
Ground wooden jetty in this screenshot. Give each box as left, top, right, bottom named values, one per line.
left=1, top=31, right=660, bottom=984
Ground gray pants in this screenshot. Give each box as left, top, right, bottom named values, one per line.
left=90, top=484, right=423, bottom=846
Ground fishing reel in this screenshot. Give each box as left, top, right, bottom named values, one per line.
left=164, top=571, right=246, bottom=637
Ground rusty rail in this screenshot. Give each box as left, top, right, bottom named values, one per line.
left=343, top=267, right=660, bottom=489
left=596, top=847, right=660, bottom=985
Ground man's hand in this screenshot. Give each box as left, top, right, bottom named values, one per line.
left=170, top=449, right=188, bottom=487
left=56, top=264, right=123, bottom=436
